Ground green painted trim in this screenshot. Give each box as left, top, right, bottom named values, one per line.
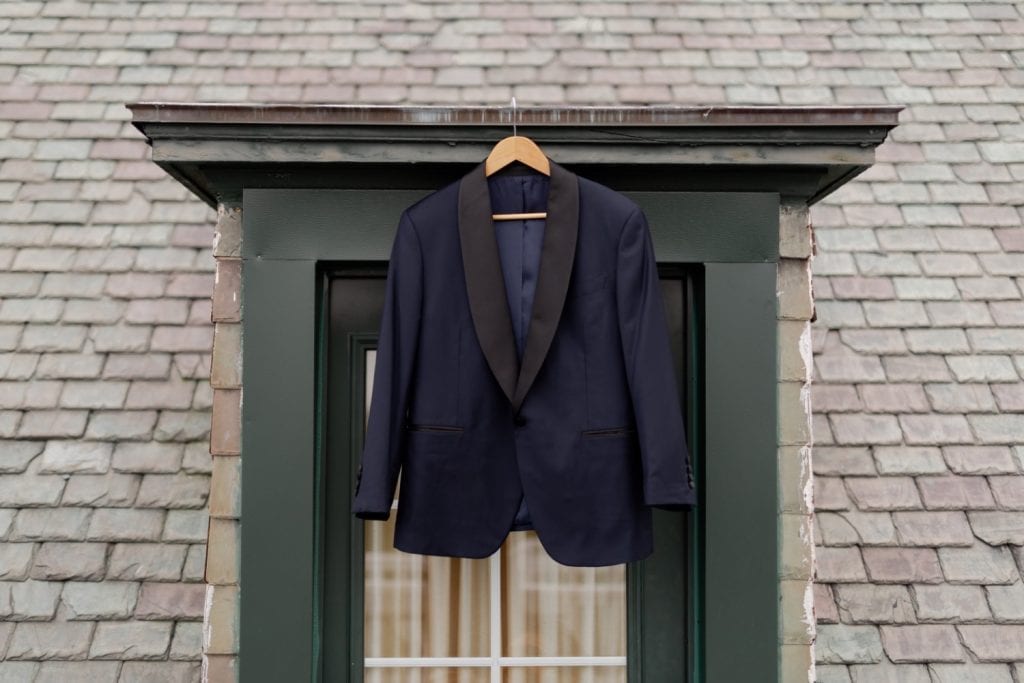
left=685, top=268, right=706, bottom=683
left=242, top=189, right=778, bottom=264
left=703, top=262, right=779, bottom=681
left=239, top=257, right=317, bottom=683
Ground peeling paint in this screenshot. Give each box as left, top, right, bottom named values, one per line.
left=202, top=583, right=215, bottom=651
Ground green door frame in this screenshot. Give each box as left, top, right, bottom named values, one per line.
left=239, top=184, right=779, bottom=682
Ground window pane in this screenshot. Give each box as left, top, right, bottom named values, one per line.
left=502, top=531, right=627, bottom=658
left=366, top=668, right=491, bottom=683
left=503, top=667, right=627, bottom=683
left=364, top=514, right=490, bottom=658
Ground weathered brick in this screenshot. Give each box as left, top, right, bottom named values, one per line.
left=834, top=584, right=915, bottom=624
left=863, top=548, right=944, bottom=584
left=881, top=625, right=963, bottom=662
left=85, top=410, right=158, bottom=440
left=32, top=661, right=119, bottom=683
left=212, top=259, right=241, bottom=322
left=170, top=623, right=202, bottom=661
left=926, top=301, right=993, bottom=326
left=59, top=381, right=129, bottom=410
left=986, top=583, right=1024, bottom=623
left=108, top=543, right=187, bottom=581
left=860, top=384, right=930, bottom=413
left=901, top=415, right=974, bottom=445
left=135, top=582, right=205, bottom=620
left=163, top=509, right=209, bottom=543
left=989, top=476, right=1024, bottom=509
left=35, top=353, right=103, bottom=379
left=814, top=583, right=840, bottom=625
left=874, top=447, right=946, bottom=475
left=864, top=301, right=930, bottom=327
left=17, top=410, right=88, bottom=438
left=182, top=544, right=205, bottom=583
left=967, top=512, right=1024, bottom=546
left=121, top=661, right=200, bottom=681
left=136, top=473, right=208, bottom=509
left=849, top=662, right=931, bottom=683
left=925, top=383, right=997, bottom=413
left=830, top=414, right=903, bottom=445
left=814, top=476, right=850, bottom=511
left=60, top=581, right=138, bottom=620
left=970, top=415, right=1024, bottom=445
left=31, top=542, right=107, bottom=581
left=0, top=543, right=35, bottom=580
left=918, top=475, right=996, bottom=510
left=37, top=440, right=111, bottom=474
left=6, top=581, right=62, bottom=622
left=882, top=355, right=951, bottom=382
left=61, top=472, right=141, bottom=507
left=959, top=626, right=1024, bottom=662
left=103, top=353, right=172, bottom=380
left=211, top=323, right=241, bottom=389
left=893, top=511, right=974, bottom=546
left=154, top=411, right=210, bottom=442
left=20, top=324, right=88, bottom=352
left=847, top=477, right=922, bottom=511
left=6, top=621, right=94, bottom=659
left=813, top=447, right=876, bottom=476
left=944, top=446, right=1018, bottom=475
left=948, top=356, right=1019, bottom=383
left=992, top=384, right=1024, bottom=412
left=90, top=325, right=151, bottom=353
left=816, top=547, right=867, bottom=583
left=839, top=329, right=907, bottom=355
left=815, top=624, right=883, bottom=664
left=816, top=353, right=886, bottom=383
left=938, top=545, right=1019, bottom=584
left=914, top=584, right=991, bottom=622
left=12, top=507, right=90, bottom=541
left=105, top=272, right=166, bottom=298
left=89, top=620, right=173, bottom=660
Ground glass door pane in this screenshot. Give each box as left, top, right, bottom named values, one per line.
left=502, top=531, right=625, bottom=659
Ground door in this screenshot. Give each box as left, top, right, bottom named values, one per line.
left=318, top=266, right=702, bottom=682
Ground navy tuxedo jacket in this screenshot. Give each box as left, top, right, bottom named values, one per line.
left=352, top=158, right=696, bottom=567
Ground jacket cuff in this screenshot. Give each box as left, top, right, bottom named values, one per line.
left=645, top=488, right=697, bottom=509
left=353, top=507, right=391, bottom=521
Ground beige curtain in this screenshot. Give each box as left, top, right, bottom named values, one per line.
left=364, top=523, right=625, bottom=683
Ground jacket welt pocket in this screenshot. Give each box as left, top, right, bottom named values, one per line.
left=581, top=427, right=635, bottom=438
left=406, top=424, right=464, bottom=434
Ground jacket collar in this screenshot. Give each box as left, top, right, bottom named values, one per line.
left=457, top=158, right=580, bottom=414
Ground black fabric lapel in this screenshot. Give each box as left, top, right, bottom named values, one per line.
left=458, top=161, right=519, bottom=407
left=512, top=159, right=578, bottom=413
left=457, top=158, right=580, bottom=414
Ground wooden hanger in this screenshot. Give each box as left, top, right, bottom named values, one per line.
left=486, top=98, right=551, bottom=222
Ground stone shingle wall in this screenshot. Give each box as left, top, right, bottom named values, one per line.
left=1, top=1, right=1022, bottom=681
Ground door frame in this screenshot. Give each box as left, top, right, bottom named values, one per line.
left=239, top=184, right=779, bottom=682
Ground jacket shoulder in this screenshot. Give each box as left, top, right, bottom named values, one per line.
left=577, top=175, right=643, bottom=223
left=400, top=176, right=461, bottom=228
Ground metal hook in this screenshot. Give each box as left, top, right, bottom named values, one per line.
left=511, top=96, right=517, bottom=137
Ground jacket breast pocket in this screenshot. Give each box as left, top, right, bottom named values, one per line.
left=569, top=270, right=612, bottom=298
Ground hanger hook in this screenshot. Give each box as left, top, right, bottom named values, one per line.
left=511, top=96, right=517, bottom=137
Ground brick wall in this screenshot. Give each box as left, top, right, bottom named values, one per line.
left=1, top=1, right=1022, bottom=681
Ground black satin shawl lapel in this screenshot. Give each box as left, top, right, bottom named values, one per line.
left=512, top=159, right=578, bottom=413
left=457, top=159, right=580, bottom=414
left=458, top=161, right=519, bottom=407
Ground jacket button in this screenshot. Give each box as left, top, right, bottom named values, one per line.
left=514, top=415, right=527, bottom=427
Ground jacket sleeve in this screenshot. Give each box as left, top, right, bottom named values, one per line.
left=616, top=207, right=697, bottom=509
left=352, top=210, right=423, bottom=520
